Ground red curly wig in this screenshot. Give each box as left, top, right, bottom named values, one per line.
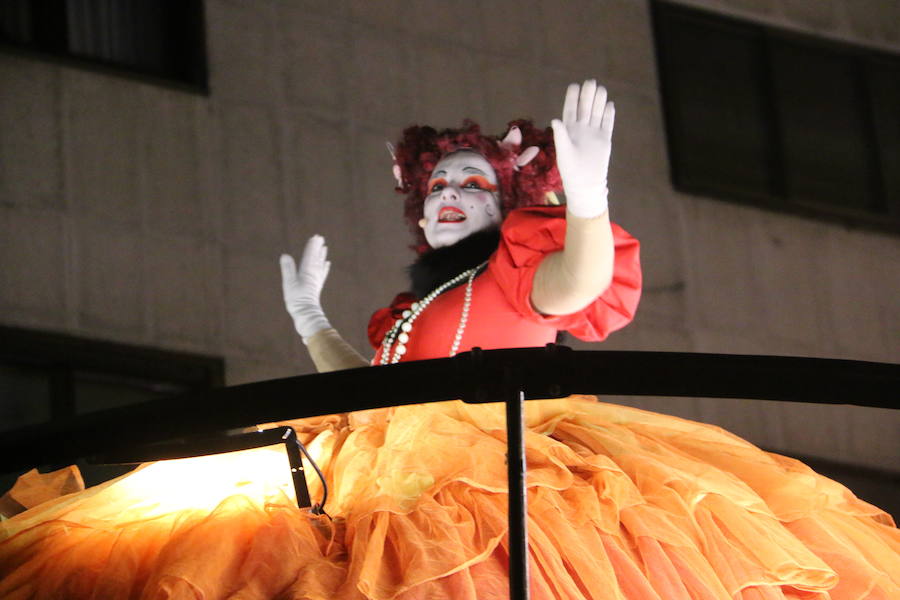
left=393, top=119, right=562, bottom=252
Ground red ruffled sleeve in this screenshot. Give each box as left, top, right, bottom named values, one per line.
left=489, top=205, right=642, bottom=342
left=368, top=292, right=416, bottom=349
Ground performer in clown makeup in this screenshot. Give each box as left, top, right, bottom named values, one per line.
left=268, top=82, right=899, bottom=600
left=2, top=80, right=896, bottom=600
left=281, top=79, right=642, bottom=370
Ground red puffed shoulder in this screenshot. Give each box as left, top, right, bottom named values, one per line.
left=489, top=205, right=642, bottom=341
left=368, top=292, right=416, bottom=349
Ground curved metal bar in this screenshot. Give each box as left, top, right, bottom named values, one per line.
left=2, top=347, right=897, bottom=473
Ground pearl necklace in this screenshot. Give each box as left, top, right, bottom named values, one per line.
left=379, top=261, right=488, bottom=365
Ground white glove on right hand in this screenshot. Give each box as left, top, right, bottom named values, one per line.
left=550, top=79, right=615, bottom=219
left=280, top=235, right=332, bottom=343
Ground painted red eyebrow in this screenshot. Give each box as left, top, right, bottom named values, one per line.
left=462, top=175, right=498, bottom=192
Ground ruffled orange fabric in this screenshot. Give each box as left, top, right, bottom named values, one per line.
left=1, top=398, right=897, bottom=599
left=0, top=466, right=84, bottom=518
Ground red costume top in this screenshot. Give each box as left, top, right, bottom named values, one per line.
left=368, top=205, right=642, bottom=362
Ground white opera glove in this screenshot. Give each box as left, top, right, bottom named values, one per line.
left=550, top=79, right=615, bottom=219
left=280, top=235, right=332, bottom=343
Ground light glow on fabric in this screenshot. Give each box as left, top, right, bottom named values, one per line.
left=112, top=443, right=315, bottom=517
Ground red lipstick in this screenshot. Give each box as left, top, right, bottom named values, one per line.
left=438, top=206, right=467, bottom=222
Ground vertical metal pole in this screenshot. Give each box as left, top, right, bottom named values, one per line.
left=506, top=389, right=530, bottom=600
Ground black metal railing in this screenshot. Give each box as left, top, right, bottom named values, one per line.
left=2, top=347, right=898, bottom=600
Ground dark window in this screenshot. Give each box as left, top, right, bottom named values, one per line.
left=652, top=1, right=900, bottom=233
left=0, top=0, right=207, bottom=91
left=0, top=325, right=223, bottom=486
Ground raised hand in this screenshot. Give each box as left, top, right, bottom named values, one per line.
left=280, top=235, right=332, bottom=341
left=550, top=79, right=615, bottom=218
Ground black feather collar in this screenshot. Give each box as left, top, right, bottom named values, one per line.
left=408, top=228, right=501, bottom=299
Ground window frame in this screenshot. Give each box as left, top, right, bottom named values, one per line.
left=651, top=0, right=900, bottom=234
left=0, top=0, right=209, bottom=94
left=0, top=324, right=224, bottom=430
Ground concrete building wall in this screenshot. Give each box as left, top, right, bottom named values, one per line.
left=1, top=0, right=897, bottom=470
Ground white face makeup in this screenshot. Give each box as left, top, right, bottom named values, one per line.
left=421, top=151, right=502, bottom=249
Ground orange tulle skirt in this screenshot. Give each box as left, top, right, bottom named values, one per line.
left=1, top=397, right=898, bottom=599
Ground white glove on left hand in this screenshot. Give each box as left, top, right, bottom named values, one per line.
left=550, top=79, right=615, bottom=218
left=280, top=235, right=332, bottom=343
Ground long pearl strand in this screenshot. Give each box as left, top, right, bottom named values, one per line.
left=380, top=261, right=487, bottom=365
